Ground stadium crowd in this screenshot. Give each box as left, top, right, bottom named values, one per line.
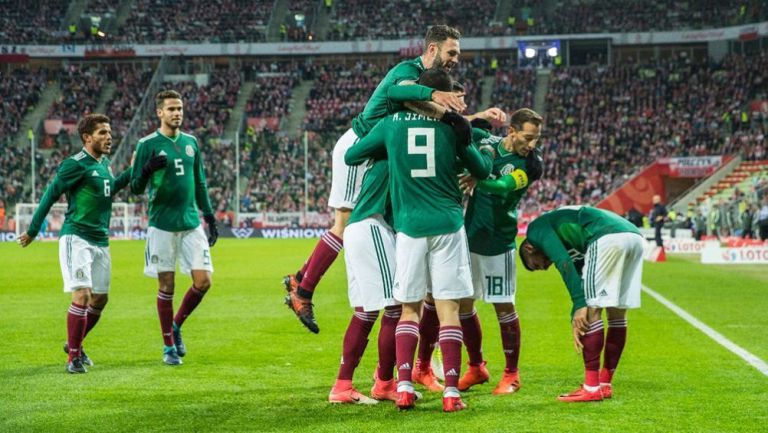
left=0, top=68, right=47, bottom=145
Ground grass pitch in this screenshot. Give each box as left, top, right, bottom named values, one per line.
left=1, top=239, right=766, bottom=432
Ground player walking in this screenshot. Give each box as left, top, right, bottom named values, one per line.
left=130, top=90, right=219, bottom=366
left=519, top=206, right=644, bottom=402
left=19, top=114, right=157, bottom=373
left=283, top=25, right=466, bottom=334
left=346, top=68, right=492, bottom=412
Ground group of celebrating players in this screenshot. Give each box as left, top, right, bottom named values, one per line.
left=281, top=25, right=645, bottom=411
left=20, top=24, right=645, bottom=413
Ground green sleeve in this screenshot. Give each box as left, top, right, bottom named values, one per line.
left=194, top=146, right=214, bottom=217
left=477, top=170, right=529, bottom=195
left=529, top=223, right=586, bottom=314
left=27, top=159, right=83, bottom=238
left=130, top=140, right=150, bottom=194
left=344, top=120, right=388, bottom=165
left=457, top=144, right=492, bottom=180
left=387, top=83, right=434, bottom=103
left=112, top=167, right=132, bottom=195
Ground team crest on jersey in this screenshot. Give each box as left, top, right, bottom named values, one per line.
left=75, top=269, right=86, bottom=280
left=500, top=164, right=516, bottom=176
left=151, top=255, right=159, bottom=264
left=185, top=145, right=195, bottom=157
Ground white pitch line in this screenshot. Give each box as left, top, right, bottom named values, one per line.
left=642, top=285, right=768, bottom=377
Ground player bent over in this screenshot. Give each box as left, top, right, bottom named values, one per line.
left=328, top=159, right=402, bottom=404
left=346, top=68, right=492, bottom=412
left=283, top=25, right=466, bottom=334
left=519, top=206, right=643, bottom=402
left=130, top=90, right=219, bottom=366
left=19, top=114, right=159, bottom=373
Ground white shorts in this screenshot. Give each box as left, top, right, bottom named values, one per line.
left=328, top=128, right=367, bottom=210
left=583, top=232, right=644, bottom=309
left=59, top=234, right=111, bottom=293
left=344, top=216, right=397, bottom=312
left=144, top=226, right=213, bottom=277
left=394, top=228, right=474, bottom=303
left=471, top=250, right=517, bottom=304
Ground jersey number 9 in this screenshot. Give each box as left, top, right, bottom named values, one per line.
left=407, top=128, right=435, bottom=178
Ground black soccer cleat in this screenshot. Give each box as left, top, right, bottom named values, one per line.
left=163, top=346, right=183, bottom=366
left=172, top=323, right=186, bottom=357
left=67, top=357, right=87, bottom=374
left=64, top=343, right=93, bottom=367
left=283, top=275, right=319, bottom=334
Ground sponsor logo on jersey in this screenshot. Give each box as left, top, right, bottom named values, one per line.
left=91, top=170, right=100, bottom=177
left=75, top=268, right=86, bottom=280
left=158, top=150, right=168, bottom=156
left=500, top=164, right=515, bottom=176
left=599, top=289, right=608, bottom=297
left=185, top=145, right=195, bottom=157
left=399, top=363, right=411, bottom=370
left=445, top=368, right=458, bottom=376
left=151, top=255, right=159, bottom=264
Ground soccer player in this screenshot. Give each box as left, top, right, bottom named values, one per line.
left=130, top=90, right=219, bottom=366
left=327, top=156, right=402, bottom=404
left=283, top=25, right=467, bottom=334
left=448, top=108, right=544, bottom=395
left=18, top=114, right=160, bottom=373
left=346, top=68, right=492, bottom=412
left=519, top=206, right=644, bottom=402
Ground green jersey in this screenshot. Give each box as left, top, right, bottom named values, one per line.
left=130, top=130, right=214, bottom=232
left=350, top=57, right=433, bottom=138
left=346, top=111, right=492, bottom=237
left=526, top=206, right=641, bottom=312
left=348, top=159, right=393, bottom=226
left=465, top=129, right=532, bottom=256
left=28, top=149, right=131, bottom=247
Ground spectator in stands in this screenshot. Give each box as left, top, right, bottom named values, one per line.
left=759, top=196, right=768, bottom=241
left=650, top=194, right=667, bottom=247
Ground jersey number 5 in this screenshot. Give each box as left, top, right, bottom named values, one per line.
left=174, top=158, right=185, bottom=176
left=407, top=128, right=435, bottom=178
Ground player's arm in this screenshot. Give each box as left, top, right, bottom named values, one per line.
left=387, top=80, right=434, bottom=102
left=465, top=107, right=507, bottom=123
left=530, top=226, right=586, bottom=315
left=404, top=101, right=447, bottom=120
left=111, top=166, right=133, bottom=195
left=457, top=144, right=492, bottom=180
left=193, top=147, right=219, bottom=247
left=344, top=120, right=388, bottom=165
left=476, top=171, right=529, bottom=195
left=390, top=80, right=466, bottom=113
left=129, top=141, right=167, bottom=194
left=21, top=159, right=83, bottom=246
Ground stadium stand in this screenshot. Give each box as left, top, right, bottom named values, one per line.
left=0, top=68, right=47, bottom=145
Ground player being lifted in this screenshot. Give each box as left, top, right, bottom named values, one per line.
left=130, top=90, right=219, bottom=366
left=18, top=114, right=150, bottom=373
left=283, top=25, right=467, bottom=334
left=519, top=206, right=644, bottom=402
left=346, top=68, right=492, bottom=412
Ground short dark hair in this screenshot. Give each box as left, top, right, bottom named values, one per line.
left=77, top=113, right=110, bottom=142
left=155, top=89, right=182, bottom=109
left=452, top=81, right=465, bottom=93
left=424, top=25, right=461, bottom=48
left=518, top=239, right=535, bottom=271
left=509, top=108, right=543, bottom=131
left=417, top=68, right=453, bottom=92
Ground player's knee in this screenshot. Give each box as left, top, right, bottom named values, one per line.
left=458, top=298, right=475, bottom=314
left=72, top=288, right=91, bottom=305
left=195, top=277, right=211, bottom=292
left=91, top=294, right=108, bottom=309
left=494, top=302, right=516, bottom=317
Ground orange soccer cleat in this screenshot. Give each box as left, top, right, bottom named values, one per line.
left=396, top=391, right=416, bottom=410
left=328, top=386, right=378, bottom=405
left=600, top=383, right=613, bottom=399
left=557, top=385, right=604, bottom=402
left=413, top=358, right=445, bottom=392
left=458, top=361, right=490, bottom=391
left=283, top=275, right=319, bottom=334
left=442, top=396, right=467, bottom=412
left=371, top=374, right=398, bottom=401
left=492, top=369, right=521, bottom=395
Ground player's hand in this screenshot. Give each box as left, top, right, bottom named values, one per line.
left=441, top=112, right=472, bottom=146
left=204, top=214, right=218, bottom=247
left=18, top=232, right=33, bottom=248
left=432, top=90, right=466, bottom=113
left=526, top=149, right=544, bottom=181
left=141, top=151, right=167, bottom=178
left=571, top=307, right=589, bottom=334
left=475, top=107, right=507, bottom=123
left=470, top=118, right=494, bottom=132
left=572, top=325, right=584, bottom=353
left=458, top=173, right=477, bottom=196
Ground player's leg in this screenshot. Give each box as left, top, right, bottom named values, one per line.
left=372, top=305, right=401, bottom=401
left=457, top=297, right=489, bottom=391
left=393, top=232, right=429, bottom=410
left=414, top=292, right=443, bottom=392
left=329, top=308, right=379, bottom=405
left=493, top=302, right=521, bottom=394
left=600, top=233, right=644, bottom=397
left=59, top=235, right=95, bottom=373
left=431, top=228, right=475, bottom=412
left=144, top=227, right=182, bottom=364
left=173, top=226, right=214, bottom=357
left=284, top=129, right=362, bottom=332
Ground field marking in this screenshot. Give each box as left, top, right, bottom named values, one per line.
left=642, top=285, right=768, bottom=377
